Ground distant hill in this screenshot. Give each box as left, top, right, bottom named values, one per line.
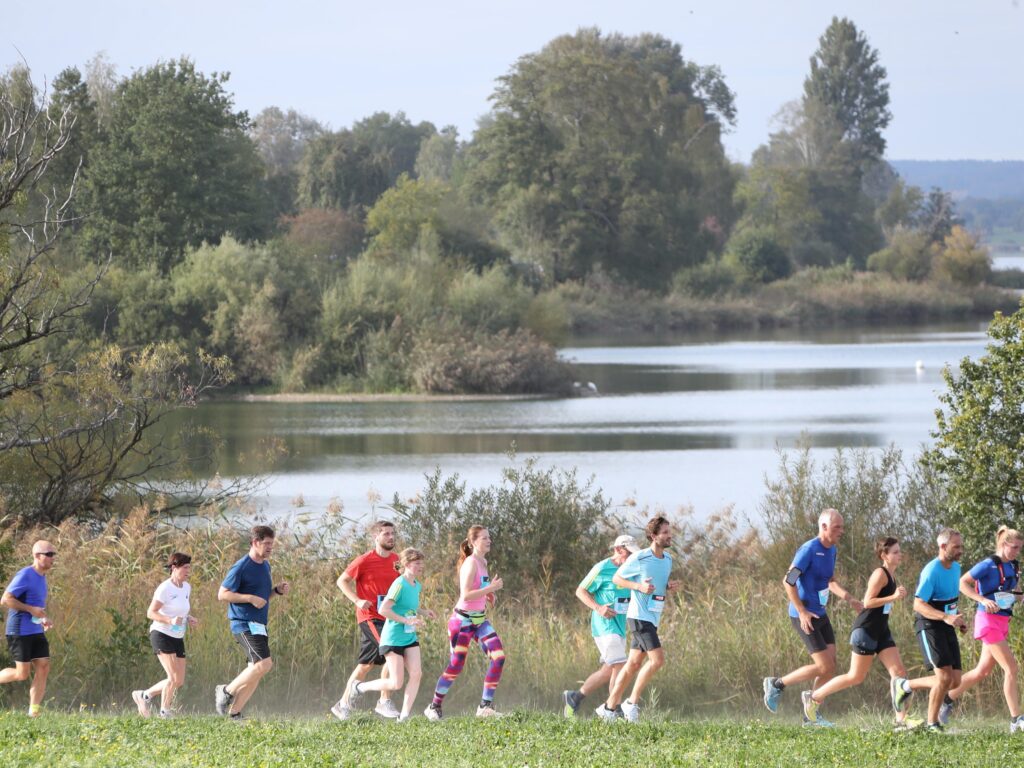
left=890, top=160, right=1024, bottom=200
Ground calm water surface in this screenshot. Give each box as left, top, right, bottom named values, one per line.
left=183, top=323, right=990, bottom=524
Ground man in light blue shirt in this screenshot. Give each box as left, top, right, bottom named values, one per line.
left=596, top=516, right=679, bottom=723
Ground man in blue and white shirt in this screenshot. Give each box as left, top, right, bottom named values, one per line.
left=0, top=540, right=57, bottom=716
left=596, top=516, right=679, bottom=723
left=763, top=509, right=863, bottom=724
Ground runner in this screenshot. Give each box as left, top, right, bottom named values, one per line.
left=892, top=528, right=966, bottom=733
left=0, top=540, right=56, bottom=716
left=762, top=509, right=863, bottom=726
left=595, top=516, right=680, bottom=723
left=331, top=520, right=400, bottom=720
left=939, top=525, right=1024, bottom=731
left=343, top=548, right=435, bottom=722
left=562, top=534, right=639, bottom=718
left=800, top=537, right=920, bottom=728
left=132, top=553, right=199, bottom=718
left=214, top=525, right=290, bottom=719
left=424, top=525, right=506, bottom=720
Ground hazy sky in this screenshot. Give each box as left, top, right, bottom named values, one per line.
left=7, top=1, right=1023, bottom=162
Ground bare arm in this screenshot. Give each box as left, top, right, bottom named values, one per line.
left=829, top=578, right=864, bottom=612
left=576, top=584, right=616, bottom=619
left=612, top=573, right=654, bottom=594
left=336, top=572, right=370, bottom=610
left=862, top=568, right=905, bottom=609
left=959, top=572, right=999, bottom=613
left=913, top=596, right=966, bottom=627
left=460, top=558, right=502, bottom=602
left=147, top=598, right=184, bottom=626
left=0, top=591, right=45, bottom=618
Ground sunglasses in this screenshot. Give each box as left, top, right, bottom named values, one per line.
left=36, top=551, right=57, bottom=558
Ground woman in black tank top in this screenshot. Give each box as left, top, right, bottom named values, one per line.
left=800, top=537, right=917, bottom=727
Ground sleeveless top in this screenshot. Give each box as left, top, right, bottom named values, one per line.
left=455, top=555, right=489, bottom=613
left=851, top=566, right=896, bottom=639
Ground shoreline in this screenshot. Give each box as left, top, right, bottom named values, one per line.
left=234, top=392, right=552, bottom=403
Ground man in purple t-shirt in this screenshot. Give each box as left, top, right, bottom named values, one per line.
left=0, top=540, right=56, bottom=716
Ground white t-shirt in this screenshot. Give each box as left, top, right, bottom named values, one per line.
left=149, top=578, right=191, bottom=638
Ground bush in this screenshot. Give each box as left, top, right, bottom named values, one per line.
left=672, top=259, right=741, bottom=298
left=446, top=265, right=532, bottom=334
left=723, top=229, right=792, bottom=284
left=410, top=327, right=574, bottom=395
left=866, top=228, right=933, bottom=281
left=933, top=226, right=991, bottom=286
left=989, top=268, right=1024, bottom=290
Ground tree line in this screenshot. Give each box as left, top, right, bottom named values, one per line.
left=0, top=19, right=1014, bottom=525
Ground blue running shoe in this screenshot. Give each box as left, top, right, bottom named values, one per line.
left=763, top=677, right=782, bottom=713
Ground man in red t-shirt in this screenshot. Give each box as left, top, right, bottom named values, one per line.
left=331, top=520, right=401, bottom=719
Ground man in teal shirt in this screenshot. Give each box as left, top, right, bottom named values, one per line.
left=562, top=534, right=638, bottom=717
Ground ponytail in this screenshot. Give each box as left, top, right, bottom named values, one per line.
left=458, top=525, right=486, bottom=568
left=996, top=525, right=1023, bottom=550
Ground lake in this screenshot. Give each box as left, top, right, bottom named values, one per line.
left=181, top=322, right=990, bottom=525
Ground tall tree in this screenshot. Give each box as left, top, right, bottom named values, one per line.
left=81, top=58, right=270, bottom=272
left=803, top=17, right=891, bottom=168
left=466, top=28, right=738, bottom=286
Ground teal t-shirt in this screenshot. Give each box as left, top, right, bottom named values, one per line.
left=379, top=574, right=421, bottom=648
left=579, top=557, right=630, bottom=638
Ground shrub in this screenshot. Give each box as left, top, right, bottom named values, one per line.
left=932, top=226, right=991, bottom=286
left=723, top=228, right=792, bottom=284
left=672, top=259, right=741, bottom=298
left=866, top=228, right=932, bottom=281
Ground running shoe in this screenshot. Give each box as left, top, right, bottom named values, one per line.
left=938, top=698, right=954, bottom=726
left=894, top=715, right=924, bottom=732
left=375, top=698, right=400, bottom=719
left=1011, top=716, right=1024, bottom=734
left=330, top=700, right=350, bottom=721
left=800, top=691, right=818, bottom=723
left=345, top=682, right=363, bottom=710
left=890, top=677, right=912, bottom=712
left=763, top=677, right=782, bottom=713
left=814, top=714, right=835, bottom=728
left=396, top=714, right=411, bottom=723
left=214, top=684, right=233, bottom=716
left=131, top=690, right=151, bottom=718
left=476, top=702, right=503, bottom=718
left=926, top=722, right=945, bottom=734
left=229, top=712, right=246, bottom=723
left=158, top=710, right=175, bottom=719
left=595, top=703, right=620, bottom=722
left=621, top=699, right=640, bottom=723
left=424, top=703, right=443, bottom=721
left=562, top=690, right=583, bottom=718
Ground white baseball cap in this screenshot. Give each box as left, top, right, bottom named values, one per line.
left=611, top=534, right=640, bottom=553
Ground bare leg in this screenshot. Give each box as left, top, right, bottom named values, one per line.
left=780, top=646, right=837, bottom=689
left=948, top=644, right=996, bottom=701
left=227, top=658, right=273, bottom=714
left=877, top=647, right=909, bottom=722
left=811, top=652, right=873, bottom=703
left=0, top=661, right=32, bottom=685
left=28, top=658, right=49, bottom=708
left=985, top=642, right=1021, bottom=718
left=605, top=649, right=644, bottom=710
left=579, top=665, right=613, bottom=697
left=357, top=653, right=404, bottom=693
left=627, top=647, right=665, bottom=705
left=400, top=647, right=422, bottom=718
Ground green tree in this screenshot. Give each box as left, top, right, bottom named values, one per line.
left=924, top=300, right=1024, bottom=555
left=932, top=225, right=990, bottom=286
left=250, top=106, right=324, bottom=219
left=466, top=28, right=738, bottom=286
left=81, top=58, right=270, bottom=272
left=803, top=17, right=891, bottom=167
left=297, top=112, right=435, bottom=211
left=723, top=228, right=791, bottom=283
left=866, top=227, right=932, bottom=281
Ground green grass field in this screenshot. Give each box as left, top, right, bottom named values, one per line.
left=1, top=712, right=1020, bottom=768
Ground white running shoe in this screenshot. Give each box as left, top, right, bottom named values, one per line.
left=396, top=714, right=411, bottom=723
left=595, top=703, right=620, bottom=722
left=375, top=698, right=400, bottom=719
left=132, top=690, right=151, bottom=718
left=330, top=700, right=350, bottom=721
left=214, top=684, right=233, bottom=716
left=1011, top=716, right=1024, bottom=734
left=424, top=703, right=442, bottom=721
left=476, top=703, right=503, bottom=717
left=621, top=699, right=640, bottom=723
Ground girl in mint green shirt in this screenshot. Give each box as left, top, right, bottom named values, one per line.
left=348, top=548, right=434, bottom=721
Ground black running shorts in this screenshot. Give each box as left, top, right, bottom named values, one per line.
left=358, top=619, right=386, bottom=666
left=627, top=618, right=662, bottom=652
left=6, top=633, right=49, bottom=663
left=234, top=630, right=271, bottom=664
left=917, top=624, right=961, bottom=670
left=790, top=614, right=836, bottom=654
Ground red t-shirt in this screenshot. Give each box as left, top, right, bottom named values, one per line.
left=344, top=550, right=400, bottom=624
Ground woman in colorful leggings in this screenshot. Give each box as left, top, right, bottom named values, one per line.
left=425, top=525, right=505, bottom=720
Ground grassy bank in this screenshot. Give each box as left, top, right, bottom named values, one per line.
left=562, top=271, right=1019, bottom=336
left=1, top=713, right=1020, bottom=768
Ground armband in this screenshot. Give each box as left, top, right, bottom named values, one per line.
left=785, top=567, right=802, bottom=587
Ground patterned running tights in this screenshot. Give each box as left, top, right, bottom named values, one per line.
left=431, top=614, right=505, bottom=706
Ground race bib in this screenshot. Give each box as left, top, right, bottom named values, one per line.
left=247, top=621, right=268, bottom=636
left=164, top=620, right=186, bottom=638
left=480, top=575, right=491, bottom=588
left=650, top=595, right=666, bottom=613
left=614, top=597, right=629, bottom=615
left=995, top=591, right=1016, bottom=610
left=817, top=588, right=830, bottom=607
left=376, top=595, right=386, bottom=610
left=944, top=603, right=958, bottom=615
left=882, top=603, right=892, bottom=615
